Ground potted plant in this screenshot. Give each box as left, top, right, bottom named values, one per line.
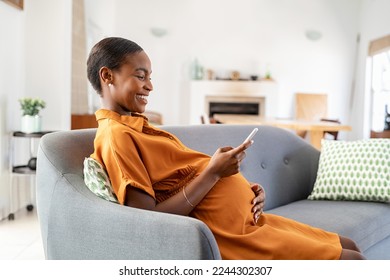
left=19, top=97, right=46, bottom=133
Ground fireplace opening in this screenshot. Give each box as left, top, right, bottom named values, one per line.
left=205, top=96, right=265, bottom=118
left=209, top=102, right=259, bottom=117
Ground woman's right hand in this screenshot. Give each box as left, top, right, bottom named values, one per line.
left=206, top=142, right=252, bottom=179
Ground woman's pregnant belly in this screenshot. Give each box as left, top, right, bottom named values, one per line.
left=190, top=173, right=255, bottom=234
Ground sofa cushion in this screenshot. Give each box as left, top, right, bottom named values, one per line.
left=83, top=157, right=118, bottom=203
left=267, top=199, right=390, bottom=253
left=308, top=139, right=390, bottom=202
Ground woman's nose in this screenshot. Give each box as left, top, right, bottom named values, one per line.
left=145, top=79, right=153, bottom=91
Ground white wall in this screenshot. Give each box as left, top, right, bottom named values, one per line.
left=24, top=0, right=72, bottom=132
left=84, top=0, right=115, bottom=112
left=0, top=0, right=72, bottom=218
left=0, top=0, right=25, bottom=219
left=100, top=0, right=361, bottom=129
left=1, top=0, right=72, bottom=132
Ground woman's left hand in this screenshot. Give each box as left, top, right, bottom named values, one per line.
left=251, top=183, right=265, bottom=225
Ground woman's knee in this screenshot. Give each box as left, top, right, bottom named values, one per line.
left=339, top=236, right=361, bottom=252
left=339, top=249, right=366, bottom=260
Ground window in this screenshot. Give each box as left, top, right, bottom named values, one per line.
left=368, top=35, right=390, bottom=132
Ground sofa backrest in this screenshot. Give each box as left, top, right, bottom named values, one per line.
left=38, top=124, right=320, bottom=213
left=163, top=125, right=320, bottom=210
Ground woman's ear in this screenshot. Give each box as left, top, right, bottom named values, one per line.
left=99, top=67, right=113, bottom=86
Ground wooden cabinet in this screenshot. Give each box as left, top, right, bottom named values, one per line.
left=71, top=114, right=98, bottom=129
left=371, top=130, right=390, bottom=138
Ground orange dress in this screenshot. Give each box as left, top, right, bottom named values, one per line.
left=91, top=109, right=342, bottom=260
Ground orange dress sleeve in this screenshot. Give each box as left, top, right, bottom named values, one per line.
left=92, top=118, right=155, bottom=204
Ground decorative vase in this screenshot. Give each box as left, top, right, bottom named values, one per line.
left=191, top=58, right=204, bottom=80
left=21, top=115, right=42, bottom=133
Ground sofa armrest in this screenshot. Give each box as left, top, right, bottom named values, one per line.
left=36, top=131, right=221, bottom=260
left=59, top=178, right=219, bottom=259
left=39, top=174, right=220, bottom=260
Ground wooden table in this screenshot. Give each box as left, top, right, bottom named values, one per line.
left=213, top=114, right=352, bottom=150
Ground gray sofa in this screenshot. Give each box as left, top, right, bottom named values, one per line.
left=36, top=125, right=390, bottom=259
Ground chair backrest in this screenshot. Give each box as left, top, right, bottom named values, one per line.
left=295, top=93, right=342, bottom=140
left=295, top=93, right=328, bottom=121
left=200, top=113, right=210, bottom=124
left=144, top=111, right=163, bottom=125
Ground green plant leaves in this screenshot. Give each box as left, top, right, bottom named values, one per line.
left=19, top=97, right=46, bottom=116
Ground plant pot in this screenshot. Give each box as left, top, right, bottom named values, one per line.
left=21, top=115, right=42, bottom=134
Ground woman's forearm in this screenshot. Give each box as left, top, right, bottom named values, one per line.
left=126, top=144, right=248, bottom=216
left=154, top=167, right=220, bottom=215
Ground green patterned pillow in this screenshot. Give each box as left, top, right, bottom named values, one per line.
left=308, top=139, right=390, bottom=202
left=83, top=157, right=119, bottom=203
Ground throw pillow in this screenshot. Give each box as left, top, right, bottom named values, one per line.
left=308, top=139, right=390, bottom=202
left=83, top=157, right=119, bottom=203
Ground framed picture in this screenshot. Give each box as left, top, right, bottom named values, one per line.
left=1, top=0, right=23, bottom=10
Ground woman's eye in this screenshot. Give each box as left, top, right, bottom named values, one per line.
left=136, top=75, right=145, bottom=81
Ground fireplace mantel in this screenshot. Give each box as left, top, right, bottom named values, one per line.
left=189, top=80, right=278, bottom=124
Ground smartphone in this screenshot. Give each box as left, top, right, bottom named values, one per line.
left=243, top=128, right=259, bottom=145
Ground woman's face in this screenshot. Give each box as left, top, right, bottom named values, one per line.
left=104, top=51, right=153, bottom=114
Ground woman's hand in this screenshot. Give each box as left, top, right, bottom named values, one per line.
left=251, top=183, right=265, bottom=225
left=206, top=142, right=251, bottom=180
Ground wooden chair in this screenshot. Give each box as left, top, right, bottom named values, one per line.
left=200, top=113, right=219, bottom=124
left=144, top=111, right=163, bottom=125
left=200, top=114, right=210, bottom=124
left=294, top=93, right=340, bottom=140
left=320, top=118, right=341, bottom=140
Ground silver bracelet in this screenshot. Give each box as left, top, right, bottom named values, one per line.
left=182, top=187, right=194, bottom=207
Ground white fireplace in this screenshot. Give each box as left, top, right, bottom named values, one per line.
left=189, top=80, right=278, bottom=124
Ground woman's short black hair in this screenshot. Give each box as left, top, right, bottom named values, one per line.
left=87, top=37, right=143, bottom=95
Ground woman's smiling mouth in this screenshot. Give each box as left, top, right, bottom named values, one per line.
left=136, top=94, right=148, bottom=104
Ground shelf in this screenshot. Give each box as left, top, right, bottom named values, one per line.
left=12, top=165, right=36, bottom=175
left=13, top=131, right=54, bottom=138
left=8, top=131, right=48, bottom=220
